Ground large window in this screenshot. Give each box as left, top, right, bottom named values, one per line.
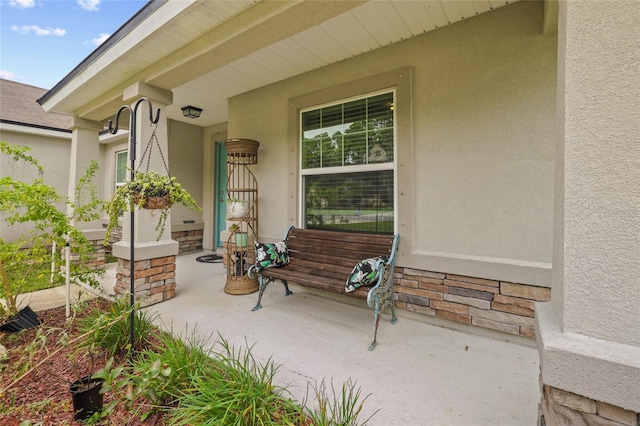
left=301, top=91, right=395, bottom=234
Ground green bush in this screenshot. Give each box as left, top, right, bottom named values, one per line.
left=165, top=336, right=304, bottom=426
left=133, top=327, right=217, bottom=406
left=0, top=142, right=103, bottom=318
left=79, top=296, right=156, bottom=356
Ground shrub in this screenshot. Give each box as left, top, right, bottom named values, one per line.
left=79, top=295, right=156, bottom=356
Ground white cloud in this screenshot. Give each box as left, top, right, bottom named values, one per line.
left=0, top=70, right=19, bottom=81
left=77, top=0, right=100, bottom=11
left=11, top=25, right=66, bottom=37
left=9, top=0, right=35, bottom=9
left=92, top=33, right=110, bottom=46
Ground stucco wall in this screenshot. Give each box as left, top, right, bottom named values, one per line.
left=168, top=119, right=204, bottom=225
left=0, top=131, right=70, bottom=241
left=227, top=1, right=556, bottom=286
left=553, top=0, right=640, bottom=346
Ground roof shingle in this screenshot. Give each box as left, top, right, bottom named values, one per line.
left=0, top=79, right=70, bottom=130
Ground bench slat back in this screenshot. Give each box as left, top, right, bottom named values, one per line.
left=258, top=227, right=397, bottom=296
left=286, top=228, right=394, bottom=265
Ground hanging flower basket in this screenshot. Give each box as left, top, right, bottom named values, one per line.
left=133, top=192, right=173, bottom=210
left=105, top=170, right=200, bottom=242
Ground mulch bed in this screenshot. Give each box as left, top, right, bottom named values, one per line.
left=0, top=299, right=164, bottom=425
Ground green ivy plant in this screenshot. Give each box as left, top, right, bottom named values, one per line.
left=0, top=141, right=103, bottom=319
left=104, top=170, right=201, bottom=243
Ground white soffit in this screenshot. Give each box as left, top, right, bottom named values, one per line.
left=170, top=0, right=517, bottom=126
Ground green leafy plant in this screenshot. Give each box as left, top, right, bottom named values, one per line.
left=0, top=141, right=103, bottom=319
left=104, top=170, right=200, bottom=243
left=166, top=335, right=305, bottom=426
left=304, top=378, right=378, bottom=426
left=79, top=295, right=157, bottom=357
left=134, top=327, right=216, bottom=406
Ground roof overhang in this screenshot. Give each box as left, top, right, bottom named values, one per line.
left=39, top=0, right=549, bottom=128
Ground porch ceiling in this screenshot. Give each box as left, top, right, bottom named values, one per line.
left=40, top=0, right=521, bottom=128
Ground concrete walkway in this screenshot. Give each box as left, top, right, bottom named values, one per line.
left=24, top=251, right=541, bottom=425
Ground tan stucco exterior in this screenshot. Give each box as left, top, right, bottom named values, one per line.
left=227, top=1, right=556, bottom=287
left=536, top=0, right=640, bottom=414
left=0, top=130, right=70, bottom=241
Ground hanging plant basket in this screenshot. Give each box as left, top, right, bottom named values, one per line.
left=105, top=170, right=200, bottom=243
left=133, top=192, right=173, bottom=210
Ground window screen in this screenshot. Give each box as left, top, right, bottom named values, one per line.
left=304, top=170, right=394, bottom=234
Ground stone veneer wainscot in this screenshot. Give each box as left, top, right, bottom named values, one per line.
left=394, top=267, right=551, bottom=339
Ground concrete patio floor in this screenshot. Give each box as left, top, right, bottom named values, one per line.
left=27, top=251, right=541, bottom=425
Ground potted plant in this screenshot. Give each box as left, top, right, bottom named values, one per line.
left=0, top=142, right=103, bottom=326
left=104, top=170, right=201, bottom=243
left=226, top=198, right=249, bottom=219
left=70, top=374, right=105, bottom=421
left=67, top=347, right=105, bottom=421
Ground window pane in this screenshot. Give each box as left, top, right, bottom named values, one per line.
left=304, top=170, right=394, bottom=234
left=343, top=98, right=366, bottom=128
left=368, top=93, right=393, bottom=120
left=322, top=133, right=343, bottom=168
left=115, top=151, right=127, bottom=185
left=302, top=134, right=322, bottom=169
left=368, top=128, right=393, bottom=163
left=302, top=109, right=321, bottom=132
left=302, top=92, right=393, bottom=170
left=322, top=103, right=343, bottom=129
left=343, top=129, right=367, bottom=165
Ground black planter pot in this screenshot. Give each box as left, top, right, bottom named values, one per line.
left=70, top=376, right=104, bottom=421
left=0, top=306, right=42, bottom=332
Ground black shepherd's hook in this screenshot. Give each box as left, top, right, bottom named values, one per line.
left=107, top=97, right=160, bottom=163
left=106, top=96, right=160, bottom=366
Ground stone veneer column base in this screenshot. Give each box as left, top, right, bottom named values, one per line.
left=539, top=382, right=639, bottom=426
left=536, top=302, right=640, bottom=426
left=114, top=255, right=176, bottom=307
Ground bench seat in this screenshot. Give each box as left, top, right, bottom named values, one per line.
left=248, top=227, right=400, bottom=350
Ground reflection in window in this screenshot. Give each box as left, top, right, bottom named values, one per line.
left=301, top=91, right=395, bottom=234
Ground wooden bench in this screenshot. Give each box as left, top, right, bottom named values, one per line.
left=247, top=226, right=400, bottom=350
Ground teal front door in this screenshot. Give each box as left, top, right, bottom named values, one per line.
left=214, top=141, right=227, bottom=248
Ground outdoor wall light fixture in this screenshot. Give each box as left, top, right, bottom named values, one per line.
left=181, top=105, right=203, bottom=119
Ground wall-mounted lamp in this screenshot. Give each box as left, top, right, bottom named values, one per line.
left=181, top=105, right=203, bottom=119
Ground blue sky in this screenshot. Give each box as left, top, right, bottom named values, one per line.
left=1, top=0, right=147, bottom=89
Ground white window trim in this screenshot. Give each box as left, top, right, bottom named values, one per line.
left=115, top=149, right=128, bottom=188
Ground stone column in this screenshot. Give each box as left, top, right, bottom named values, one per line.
left=536, top=1, right=640, bottom=425
left=67, top=117, right=106, bottom=270
left=112, top=82, right=179, bottom=306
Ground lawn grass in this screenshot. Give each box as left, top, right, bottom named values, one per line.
left=0, top=260, right=64, bottom=298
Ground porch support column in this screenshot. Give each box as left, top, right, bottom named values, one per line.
left=112, top=82, right=179, bottom=306
left=536, top=1, right=640, bottom=425
left=67, top=117, right=106, bottom=269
